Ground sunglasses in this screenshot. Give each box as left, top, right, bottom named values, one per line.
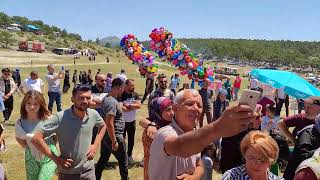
left=159, top=80, right=167, bottom=83
left=74, top=84, right=92, bottom=91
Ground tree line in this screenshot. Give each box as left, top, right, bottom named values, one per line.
left=178, top=38, right=320, bottom=68
left=143, top=38, right=320, bottom=68
left=0, top=11, right=82, bottom=41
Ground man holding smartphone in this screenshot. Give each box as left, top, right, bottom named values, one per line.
left=45, top=65, right=65, bottom=112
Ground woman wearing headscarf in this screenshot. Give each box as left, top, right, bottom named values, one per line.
left=139, top=97, right=174, bottom=180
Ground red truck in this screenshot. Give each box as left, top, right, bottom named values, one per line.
left=18, top=41, right=45, bottom=53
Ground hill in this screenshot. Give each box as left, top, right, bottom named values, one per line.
left=98, top=36, right=120, bottom=47
left=0, top=11, right=113, bottom=54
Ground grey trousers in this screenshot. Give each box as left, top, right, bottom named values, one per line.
left=58, top=168, right=95, bottom=180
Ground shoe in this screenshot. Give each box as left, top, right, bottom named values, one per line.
left=128, top=156, right=135, bottom=165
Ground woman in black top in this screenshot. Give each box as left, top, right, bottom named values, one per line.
left=63, top=70, right=70, bottom=93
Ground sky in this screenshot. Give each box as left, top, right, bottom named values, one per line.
left=1, top=0, right=320, bottom=41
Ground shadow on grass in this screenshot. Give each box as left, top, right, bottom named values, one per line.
left=94, top=161, right=143, bottom=170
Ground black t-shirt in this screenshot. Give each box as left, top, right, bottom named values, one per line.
left=81, top=74, right=88, bottom=84
left=16, top=72, right=21, bottom=85
left=64, top=74, right=70, bottom=86
left=91, top=84, right=108, bottom=93
left=145, top=78, right=154, bottom=92
left=4, top=79, right=10, bottom=94
left=120, top=91, right=140, bottom=102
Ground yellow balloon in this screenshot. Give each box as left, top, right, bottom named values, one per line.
left=147, top=66, right=157, bottom=73
left=132, top=42, right=137, bottom=47
left=136, top=46, right=142, bottom=53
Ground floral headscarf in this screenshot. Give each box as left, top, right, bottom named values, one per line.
left=149, top=97, right=173, bottom=128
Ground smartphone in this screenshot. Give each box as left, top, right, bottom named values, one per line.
left=239, top=89, right=261, bottom=111
left=61, top=66, right=64, bottom=71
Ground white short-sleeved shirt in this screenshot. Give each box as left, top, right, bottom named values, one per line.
left=149, top=121, right=201, bottom=180
left=22, top=78, right=44, bottom=93
left=45, top=73, right=61, bottom=92
left=277, top=87, right=286, bottom=99
left=250, top=78, right=258, bottom=89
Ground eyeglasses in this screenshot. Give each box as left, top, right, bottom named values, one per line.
left=99, top=80, right=107, bottom=82
left=3, top=73, right=10, bottom=76
left=245, top=155, right=267, bottom=164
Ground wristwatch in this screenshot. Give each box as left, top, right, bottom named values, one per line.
left=148, top=122, right=156, bottom=127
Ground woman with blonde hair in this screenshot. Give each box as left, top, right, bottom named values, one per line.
left=222, top=131, right=283, bottom=180
left=15, top=90, right=57, bottom=180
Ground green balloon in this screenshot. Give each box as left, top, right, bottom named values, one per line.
left=198, top=70, right=204, bottom=77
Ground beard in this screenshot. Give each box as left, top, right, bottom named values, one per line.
left=74, top=103, right=89, bottom=111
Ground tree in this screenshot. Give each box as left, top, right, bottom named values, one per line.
left=104, top=42, right=111, bottom=48
left=61, top=29, right=68, bottom=37
left=0, top=30, right=16, bottom=48
left=95, top=38, right=100, bottom=44
left=69, top=33, right=82, bottom=41
left=0, top=12, right=11, bottom=28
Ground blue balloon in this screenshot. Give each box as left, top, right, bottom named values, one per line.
left=208, top=76, right=214, bottom=82
left=198, top=81, right=203, bottom=87
left=158, top=51, right=165, bottom=57
left=171, top=39, right=176, bottom=48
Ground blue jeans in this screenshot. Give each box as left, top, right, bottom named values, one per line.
left=233, top=88, right=240, bottom=100
left=48, top=91, right=62, bottom=112
left=202, top=156, right=213, bottom=180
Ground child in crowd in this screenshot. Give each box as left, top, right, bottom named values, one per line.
left=261, top=106, right=280, bottom=132
left=262, top=106, right=290, bottom=173
left=15, top=90, right=57, bottom=180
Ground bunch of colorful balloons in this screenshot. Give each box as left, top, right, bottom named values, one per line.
left=120, top=34, right=158, bottom=77
left=149, top=27, right=214, bottom=84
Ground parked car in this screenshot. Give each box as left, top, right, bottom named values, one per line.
left=7, top=26, right=21, bottom=31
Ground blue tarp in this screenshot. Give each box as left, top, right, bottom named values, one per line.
left=26, top=24, right=40, bottom=30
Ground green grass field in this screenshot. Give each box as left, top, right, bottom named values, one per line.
left=0, top=49, right=249, bottom=179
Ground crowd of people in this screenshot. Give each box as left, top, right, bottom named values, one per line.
left=0, top=65, right=320, bottom=180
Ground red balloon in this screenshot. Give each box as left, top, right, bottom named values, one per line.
left=185, top=56, right=191, bottom=63
left=161, top=34, right=166, bottom=40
